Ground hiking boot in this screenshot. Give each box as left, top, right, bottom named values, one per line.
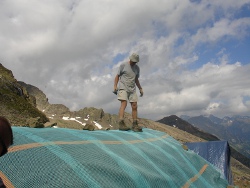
left=119, top=120, right=130, bottom=131
left=131, top=121, right=143, bottom=132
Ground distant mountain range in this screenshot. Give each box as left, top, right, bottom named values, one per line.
left=157, top=115, right=220, bottom=141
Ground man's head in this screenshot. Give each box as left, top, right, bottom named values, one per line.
left=0, top=117, right=13, bottom=157
left=129, top=53, right=139, bottom=63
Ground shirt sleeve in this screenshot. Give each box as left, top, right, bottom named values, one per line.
left=117, top=63, right=125, bottom=76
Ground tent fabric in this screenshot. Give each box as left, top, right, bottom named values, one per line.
left=185, top=141, right=233, bottom=185
left=0, top=127, right=230, bottom=188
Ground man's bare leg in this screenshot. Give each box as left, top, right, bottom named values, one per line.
left=119, top=100, right=127, bottom=120
left=130, top=102, right=138, bottom=121
left=118, top=100, right=130, bottom=131
left=131, top=102, right=142, bottom=132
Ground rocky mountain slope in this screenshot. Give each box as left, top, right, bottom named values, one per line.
left=1, top=63, right=250, bottom=187
left=0, top=64, right=48, bottom=127
left=18, top=81, right=122, bottom=130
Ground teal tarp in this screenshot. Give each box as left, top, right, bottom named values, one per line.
left=0, top=127, right=229, bottom=188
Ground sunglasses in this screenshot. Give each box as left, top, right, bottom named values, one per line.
left=0, top=135, right=7, bottom=157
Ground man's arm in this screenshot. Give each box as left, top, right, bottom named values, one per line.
left=113, top=74, right=119, bottom=94
left=135, top=76, right=143, bottom=97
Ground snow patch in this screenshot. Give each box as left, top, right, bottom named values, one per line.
left=93, top=121, right=102, bottom=129
left=84, top=114, right=90, bottom=121
left=62, top=116, right=85, bottom=126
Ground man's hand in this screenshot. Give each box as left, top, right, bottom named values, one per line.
left=139, top=88, right=143, bottom=97
left=113, top=88, right=118, bottom=95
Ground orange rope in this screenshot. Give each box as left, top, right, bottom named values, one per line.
left=8, top=134, right=169, bottom=153
left=182, top=164, right=209, bottom=188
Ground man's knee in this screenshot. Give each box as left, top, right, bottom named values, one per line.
left=131, top=102, right=137, bottom=110
left=120, top=100, right=127, bottom=109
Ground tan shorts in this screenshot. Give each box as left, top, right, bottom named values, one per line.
left=118, top=90, right=138, bottom=102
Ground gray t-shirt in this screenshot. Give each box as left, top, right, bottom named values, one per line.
left=117, top=62, right=140, bottom=92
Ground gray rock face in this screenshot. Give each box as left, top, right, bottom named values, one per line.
left=18, top=81, right=50, bottom=110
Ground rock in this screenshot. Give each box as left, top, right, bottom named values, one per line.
left=83, top=123, right=95, bottom=131
left=44, top=122, right=57, bottom=128
left=26, top=117, right=44, bottom=128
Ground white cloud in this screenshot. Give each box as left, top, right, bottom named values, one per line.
left=1, top=0, right=250, bottom=120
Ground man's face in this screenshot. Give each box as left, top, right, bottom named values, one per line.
left=130, top=60, right=137, bottom=66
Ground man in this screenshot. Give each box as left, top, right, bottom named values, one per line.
left=113, top=53, right=143, bottom=132
left=0, top=116, right=13, bottom=188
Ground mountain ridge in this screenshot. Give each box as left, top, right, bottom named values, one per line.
left=157, top=115, right=220, bottom=141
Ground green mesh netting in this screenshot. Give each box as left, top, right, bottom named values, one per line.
left=0, top=127, right=229, bottom=188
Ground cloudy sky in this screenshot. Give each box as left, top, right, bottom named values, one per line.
left=1, top=0, right=250, bottom=120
